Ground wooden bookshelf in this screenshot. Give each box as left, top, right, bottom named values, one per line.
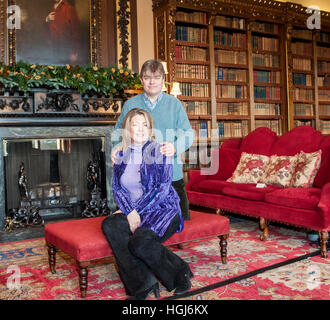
left=153, top=0, right=330, bottom=168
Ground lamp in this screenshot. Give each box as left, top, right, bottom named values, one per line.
left=161, top=61, right=168, bottom=75
left=161, top=61, right=168, bottom=92
left=170, top=82, right=182, bottom=97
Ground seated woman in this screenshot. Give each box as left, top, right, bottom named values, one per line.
left=102, top=108, right=193, bottom=300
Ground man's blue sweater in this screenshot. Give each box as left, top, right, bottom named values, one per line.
left=114, top=93, right=194, bottom=181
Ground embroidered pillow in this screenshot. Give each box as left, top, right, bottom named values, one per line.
left=261, top=155, right=298, bottom=187
left=227, top=152, right=270, bottom=184
left=292, top=150, right=322, bottom=187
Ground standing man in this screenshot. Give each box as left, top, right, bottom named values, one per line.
left=112, top=60, right=194, bottom=220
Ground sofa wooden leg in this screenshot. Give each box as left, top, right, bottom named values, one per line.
left=319, top=231, right=328, bottom=258
left=77, top=262, right=89, bottom=298
left=219, top=234, right=229, bottom=264
left=47, top=243, right=57, bottom=274
left=259, top=218, right=269, bottom=241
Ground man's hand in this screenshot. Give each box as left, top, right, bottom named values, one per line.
left=127, top=209, right=141, bottom=233
left=160, top=142, right=176, bottom=157
left=111, top=145, right=123, bottom=164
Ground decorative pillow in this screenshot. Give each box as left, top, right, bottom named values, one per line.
left=227, top=152, right=270, bottom=184
left=292, top=150, right=322, bottom=187
left=261, top=155, right=298, bottom=187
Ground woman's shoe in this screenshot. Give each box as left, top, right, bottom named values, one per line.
left=174, top=270, right=193, bottom=296
left=126, top=283, right=160, bottom=300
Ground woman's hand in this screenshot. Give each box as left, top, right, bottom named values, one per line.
left=160, top=142, right=176, bottom=157
left=127, top=209, right=141, bottom=233
left=111, top=145, right=123, bottom=164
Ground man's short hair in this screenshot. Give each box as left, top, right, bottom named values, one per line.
left=140, top=59, right=165, bottom=78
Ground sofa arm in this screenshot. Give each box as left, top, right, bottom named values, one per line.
left=185, top=169, right=207, bottom=191
left=317, top=182, right=330, bottom=229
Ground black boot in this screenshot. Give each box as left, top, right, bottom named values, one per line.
left=126, top=283, right=160, bottom=300
left=174, top=270, right=194, bottom=296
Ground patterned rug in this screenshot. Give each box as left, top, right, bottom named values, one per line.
left=0, top=218, right=329, bottom=300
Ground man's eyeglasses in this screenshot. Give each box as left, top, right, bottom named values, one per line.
left=142, top=75, right=163, bottom=81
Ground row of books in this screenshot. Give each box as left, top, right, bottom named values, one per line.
left=175, top=26, right=208, bottom=43
left=175, top=45, right=208, bottom=61
left=215, top=84, right=248, bottom=99
left=252, top=22, right=279, bottom=35
left=214, top=31, right=246, bottom=48
left=252, top=36, right=279, bottom=52
left=252, top=53, right=280, bottom=68
left=293, top=73, right=312, bottom=86
left=255, top=120, right=282, bottom=135
left=214, top=15, right=245, bottom=30
left=294, top=119, right=315, bottom=127
left=317, top=46, right=330, bottom=58
left=215, top=49, right=247, bottom=65
left=294, top=88, right=314, bottom=101
left=182, top=100, right=210, bottom=115
left=292, top=29, right=312, bottom=40
left=319, top=90, right=330, bottom=101
left=318, top=76, right=330, bottom=86
left=176, top=11, right=207, bottom=24
left=216, top=102, right=249, bottom=115
left=254, top=70, right=280, bottom=83
left=216, top=67, right=247, bottom=81
left=254, top=86, right=281, bottom=100
left=292, top=42, right=312, bottom=56
left=218, top=120, right=249, bottom=138
left=180, top=82, right=209, bottom=97
left=320, top=32, right=330, bottom=43
left=293, top=57, right=312, bottom=71
left=318, top=61, right=330, bottom=73
left=190, top=120, right=212, bottom=138
left=254, top=103, right=281, bottom=115
left=321, top=120, right=330, bottom=134
left=294, top=103, right=314, bottom=116
left=320, top=104, right=330, bottom=115
left=176, top=64, right=209, bottom=79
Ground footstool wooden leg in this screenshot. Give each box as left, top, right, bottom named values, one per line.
left=47, top=243, right=57, bottom=274
left=77, top=261, right=89, bottom=298
left=259, top=217, right=269, bottom=241
left=219, top=234, right=229, bottom=264
left=319, top=231, right=328, bottom=258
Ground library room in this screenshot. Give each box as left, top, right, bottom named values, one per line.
left=0, top=0, right=329, bottom=305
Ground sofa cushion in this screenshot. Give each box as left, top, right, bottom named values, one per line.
left=228, top=152, right=270, bottom=184
left=239, top=127, right=278, bottom=155
left=293, top=150, right=322, bottom=187
left=261, top=155, right=298, bottom=187
left=270, top=125, right=323, bottom=156
left=222, top=184, right=280, bottom=201
left=190, top=179, right=228, bottom=195
left=264, top=188, right=321, bottom=210
left=208, top=148, right=242, bottom=181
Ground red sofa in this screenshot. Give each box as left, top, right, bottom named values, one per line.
left=186, top=126, right=330, bottom=258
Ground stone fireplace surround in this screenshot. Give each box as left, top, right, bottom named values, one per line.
left=0, top=118, right=117, bottom=242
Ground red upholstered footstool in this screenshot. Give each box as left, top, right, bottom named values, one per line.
left=45, top=211, right=230, bottom=298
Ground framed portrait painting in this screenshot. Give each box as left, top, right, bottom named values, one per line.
left=10, top=0, right=97, bottom=65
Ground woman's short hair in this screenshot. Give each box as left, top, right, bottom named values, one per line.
left=121, top=108, right=156, bottom=150
left=140, top=60, right=165, bottom=79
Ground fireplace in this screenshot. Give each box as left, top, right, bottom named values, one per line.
left=0, top=124, right=116, bottom=237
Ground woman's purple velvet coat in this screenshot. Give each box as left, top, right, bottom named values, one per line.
left=112, top=141, right=184, bottom=237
